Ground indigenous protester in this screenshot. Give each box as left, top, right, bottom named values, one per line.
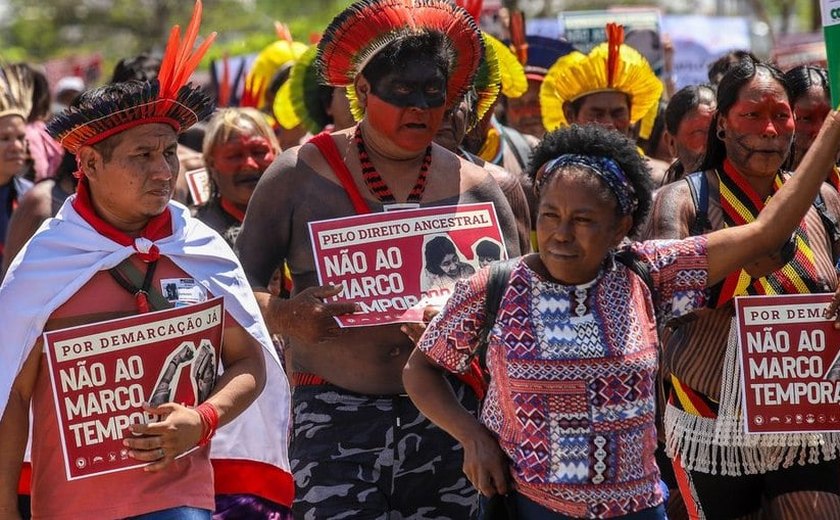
left=1, top=152, right=77, bottom=280
left=0, top=4, right=293, bottom=519
left=647, top=58, right=840, bottom=519
left=0, top=63, right=34, bottom=270
left=405, top=111, right=840, bottom=519
left=659, top=84, right=717, bottom=186
left=20, top=64, right=64, bottom=182
left=707, top=49, right=759, bottom=88
left=236, top=0, right=520, bottom=516
left=501, top=11, right=575, bottom=140
left=539, top=24, right=667, bottom=186
left=784, top=65, right=834, bottom=178
left=196, top=107, right=279, bottom=247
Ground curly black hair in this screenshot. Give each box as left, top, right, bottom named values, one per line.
left=527, top=124, right=653, bottom=236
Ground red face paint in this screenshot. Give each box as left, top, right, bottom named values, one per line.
left=720, top=74, right=794, bottom=178
left=793, top=86, right=831, bottom=154
left=210, top=133, right=275, bottom=209
left=365, top=91, right=446, bottom=152
left=674, top=104, right=715, bottom=170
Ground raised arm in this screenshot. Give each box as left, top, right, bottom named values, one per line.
left=705, top=110, right=840, bottom=285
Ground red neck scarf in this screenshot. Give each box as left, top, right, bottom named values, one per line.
left=72, top=177, right=172, bottom=262
left=220, top=197, right=246, bottom=223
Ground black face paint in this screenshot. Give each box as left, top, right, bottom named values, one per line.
left=369, top=61, right=447, bottom=109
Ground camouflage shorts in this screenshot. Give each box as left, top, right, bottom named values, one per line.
left=290, top=377, right=479, bottom=520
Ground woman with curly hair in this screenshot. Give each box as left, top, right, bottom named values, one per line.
left=404, top=114, right=840, bottom=519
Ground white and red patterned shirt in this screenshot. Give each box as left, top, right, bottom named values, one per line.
left=419, top=236, right=709, bottom=518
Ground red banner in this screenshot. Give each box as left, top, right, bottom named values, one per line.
left=309, top=203, right=507, bottom=327
left=735, top=294, right=840, bottom=433
left=43, top=297, right=224, bottom=480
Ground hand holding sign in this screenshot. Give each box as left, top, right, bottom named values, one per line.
left=276, top=285, right=358, bottom=344
left=124, top=402, right=203, bottom=472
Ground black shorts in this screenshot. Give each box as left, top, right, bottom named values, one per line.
left=673, top=456, right=840, bottom=519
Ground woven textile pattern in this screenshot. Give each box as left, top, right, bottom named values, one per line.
left=420, top=236, right=709, bottom=518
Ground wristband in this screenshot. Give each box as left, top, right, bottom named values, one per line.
left=195, top=402, right=219, bottom=447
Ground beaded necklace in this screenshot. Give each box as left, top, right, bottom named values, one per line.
left=354, top=125, right=432, bottom=204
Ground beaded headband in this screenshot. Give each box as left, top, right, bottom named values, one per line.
left=536, top=153, right=638, bottom=215
left=47, top=1, right=216, bottom=153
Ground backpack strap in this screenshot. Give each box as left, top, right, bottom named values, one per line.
left=474, top=259, right=516, bottom=373
left=613, top=250, right=654, bottom=295
left=500, top=127, right=532, bottom=171
left=812, top=191, right=840, bottom=245
left=684, top=171, right=710, bottom=237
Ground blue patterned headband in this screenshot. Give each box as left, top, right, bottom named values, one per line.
left=536, top=154, right=638, bottom=215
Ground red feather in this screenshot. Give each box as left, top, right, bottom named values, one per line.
left=455, top=0, right=483, bottom=22
left=510, top=10, right=528, bottom=66
left=606, top=22, right=624, bottom=88
left=218, top=54, right=231, bottom=107
left=158, top=0, right=216, bottom=100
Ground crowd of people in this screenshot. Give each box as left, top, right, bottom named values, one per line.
left=2, top=0, right=840, bottom=519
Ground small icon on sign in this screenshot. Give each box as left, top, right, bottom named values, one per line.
left=754, top=415, right=764, bottom=425
left=75, top=458, right=86, bottom=469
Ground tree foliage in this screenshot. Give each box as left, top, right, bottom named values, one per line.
left=1, top=0, right=354, bottom=72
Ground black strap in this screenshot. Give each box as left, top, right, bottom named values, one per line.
left=500, top=127, right=532, bottom=170
left=614, top=250, right=654, bottom=295
left=475, top=260, right=516, bottom=373
left=685, top=171, right=710, bottom=236
left=108, top=258, right=171, bottom=311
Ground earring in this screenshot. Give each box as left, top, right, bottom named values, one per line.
left=716, top=128, right=725, bottom=140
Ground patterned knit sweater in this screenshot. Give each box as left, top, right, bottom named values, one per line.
left=419, top=237, right=709, bottom=518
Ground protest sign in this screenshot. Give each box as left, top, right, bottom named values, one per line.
left=184, top=168, right=211, bottom=207
left=821, top=0, right=840, bottom=107
left=735, top=293, right=840, bottom=434
left=309, top=202, right=506, bottom=327
left=43, top=297, right=224, bottom=480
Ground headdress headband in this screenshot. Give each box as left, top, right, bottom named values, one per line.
left=536, top=153, right=638, bottom=215
left=0, top=63, right=34, bottom=121
left=539, top=23, right=662, bottom=132
left=47, top=0, right=216, bottom=153
left=316, top=0, right=484, bottom=115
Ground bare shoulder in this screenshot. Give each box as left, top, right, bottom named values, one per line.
left=16, top=180, right=55, bottom=220
left=646, top=175, right=696, bottom=240
left=647, top=157, right=671, bottom=187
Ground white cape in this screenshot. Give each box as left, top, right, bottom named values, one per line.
left=0, top=198, right=291, bottom=481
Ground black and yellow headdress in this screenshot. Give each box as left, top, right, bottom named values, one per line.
left=316, top=0, right=484, bottom=119
left=47, top=1, right=216, bottom=153
left=273, top=46, right=331, bottom=133
left=539, top=23, right=662, bottom=132
left=0, top=63, right=34, bottom=121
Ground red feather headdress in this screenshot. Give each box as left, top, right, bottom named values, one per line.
left=47, top=0, right=216, bottom=153
left=316, top=0, right=483, bottom=112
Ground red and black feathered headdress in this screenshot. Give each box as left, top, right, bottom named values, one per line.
left=47, top=1, right=216, bottom=153
left=316, top=0, right=483, bottom=114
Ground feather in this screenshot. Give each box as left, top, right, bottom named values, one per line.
left=605, top=22, right=624, bottom=88
left=509, top=10, right=528, bottom=66
left=218, top=54, right=231, bottom=107
left=455, top=0, right=483, bottom=22
left=275, top=21, right=293, bottom=42
left=158, top=0, right=216, bottom=100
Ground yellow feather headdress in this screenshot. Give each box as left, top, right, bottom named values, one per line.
left=0, top=63, right=34, bottom=120
left=539, top=23, right=662, bottom=132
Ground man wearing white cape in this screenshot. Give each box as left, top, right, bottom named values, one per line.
left=0, top=4, right=292, bottom=519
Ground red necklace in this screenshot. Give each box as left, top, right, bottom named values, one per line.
left=354, top=125, right=432, bottom=204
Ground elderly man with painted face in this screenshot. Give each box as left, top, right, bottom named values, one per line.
left=540, top=24, right=668, bottom=186
left=236, top=0, right=520, bottom=517
left=0, top=6, right=293, bottom=520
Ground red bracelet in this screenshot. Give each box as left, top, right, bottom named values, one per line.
left=195, top=402, right=219, bottom=447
